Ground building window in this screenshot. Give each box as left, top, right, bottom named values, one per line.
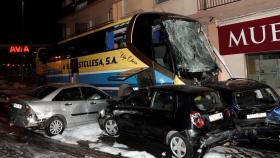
left=155, top=0, right=169, bottom=4
left=75, top=23, right=89, bottom=34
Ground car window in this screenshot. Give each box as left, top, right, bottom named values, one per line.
left=235, top=88, right=278, bottom=107
left=80, top=87, right=106, bottom=100
left=28, top=86, right=57, bottom=99
left=151, top=92, right=174, bottom=111
left=125, top=90, right=150, bottom=108
left=193, top=91, right=224, bottom=112
left=53, top=87, right=83, bottom=101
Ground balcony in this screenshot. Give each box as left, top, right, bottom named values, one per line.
left=197, top=0, right=241, bottom=10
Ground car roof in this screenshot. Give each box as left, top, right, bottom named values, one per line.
left=145, top=85, right=214, bottom=94
left=44, top=83, right=95, bottom=89
left=206, top=79, right=270, bottom=91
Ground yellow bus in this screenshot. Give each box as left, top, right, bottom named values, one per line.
left=36, top=12, right=228, bottom=96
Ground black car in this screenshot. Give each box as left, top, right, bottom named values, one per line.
left=205, top=78, right=279, bottom=126
left=98, top=85, right=234, bottom=158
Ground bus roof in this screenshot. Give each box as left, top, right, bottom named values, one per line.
left=58, top=17, right=131, bottom=45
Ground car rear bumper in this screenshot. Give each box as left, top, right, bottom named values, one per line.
left=9, top=115, right=40, bottom=128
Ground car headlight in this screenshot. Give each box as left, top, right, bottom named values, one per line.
left=99, top=109, right=105, bottom=118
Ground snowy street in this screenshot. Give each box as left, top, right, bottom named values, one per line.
left=0, top=118, right=116, bottom=158
left=0, top=114, right=163, bottom=158
left=1, top=81, right=280, bottom=158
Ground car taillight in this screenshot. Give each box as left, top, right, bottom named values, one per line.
left=224, top=109, right=232, bottom=118
left=25, top=105, right=32, bottom=116
left=190, top=111, right=205, bottom=128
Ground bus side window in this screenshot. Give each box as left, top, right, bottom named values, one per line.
left=151, top=25, right=172, bottom=71
left=153, top=45, right=171, bottom=71
left=106, top=31, right=114, bottom=51
left=38, top=49, right=48, bottom=64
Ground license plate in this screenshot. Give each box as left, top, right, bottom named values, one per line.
left=246, top=113, right=266, bottom=119
left=209, top=113, right=223, bottom=122
left=13, top=103, right=22, bottom=109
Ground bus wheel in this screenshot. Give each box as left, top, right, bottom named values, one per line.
left=118, top=84, right=133, bottom=97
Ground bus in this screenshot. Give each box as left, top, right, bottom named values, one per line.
left=36, top=12, right=230, bottom=96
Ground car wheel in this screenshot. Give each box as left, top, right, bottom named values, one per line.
left=169, top=133, right=193, bottom=158
left=104, top=117, right=119, bottom=137
left=45, top=117, right=65, bottom=136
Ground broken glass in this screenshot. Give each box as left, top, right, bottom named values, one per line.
left=162, top=20, right=216, bottom=73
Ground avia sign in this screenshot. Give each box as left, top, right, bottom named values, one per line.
left=218, top=15, right=280, bottom=55
left=9, top=45, right=30, bottom=53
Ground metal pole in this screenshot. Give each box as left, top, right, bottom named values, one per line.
left=21, top=0, right=24, bottom=81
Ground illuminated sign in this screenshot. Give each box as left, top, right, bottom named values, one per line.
left=9, top=45, right=30, bottom=53
left=218, top=15, right=280, bottom=55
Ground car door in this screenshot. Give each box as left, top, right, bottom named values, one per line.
left=116, top=90, right=150, bottom=135
left=80, top=86, right=109, bottom=122
left=52, top=87, right=88, bottom=125
left=144, top=90, right=176, bottom=141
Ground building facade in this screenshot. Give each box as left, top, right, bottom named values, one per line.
left=59, top=0, right=280, bottom=93
left=191, top=0, right=280, bottom=93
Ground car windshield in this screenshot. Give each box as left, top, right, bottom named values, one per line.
left=28, top=86, right=57, bottom=99
left=234, top=88, right=278, bottom=107
left=162, top=19, right=217, bottom=73
left=193, top=91, right=224, bottom=112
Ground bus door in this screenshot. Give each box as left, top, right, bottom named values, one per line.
left=70, top=58, right=79, bottom=83
left=150, top=24, right=175, bottom=85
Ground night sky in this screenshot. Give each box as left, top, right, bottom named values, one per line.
left=0, top=0, right=62, bottom=45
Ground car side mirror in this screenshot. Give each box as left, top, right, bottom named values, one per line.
left=90, top=94, right=101, bottom=100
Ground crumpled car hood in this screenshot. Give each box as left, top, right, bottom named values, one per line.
left=205, top=146, right=280, bottom=158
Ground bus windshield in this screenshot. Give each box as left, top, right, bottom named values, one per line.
left=162, top=19, right=216, bottom=73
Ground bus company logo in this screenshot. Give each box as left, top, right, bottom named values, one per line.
left=62, top=56, right=117, bottom=70
left=120, top=52, right=138, bottom=65
left=9, top=45, right=30, bottom=53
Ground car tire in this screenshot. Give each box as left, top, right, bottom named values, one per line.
left=45, top=117, right=65, bottom=136
left=104, top=117, right=119, bottom=137
left=168, top=133, right=193, bottom=158
left=118, top=84, right=133, bottom=97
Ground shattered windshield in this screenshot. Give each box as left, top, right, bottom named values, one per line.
left=235, top=88, right=278, bottom=107
left=162, top=19, right=216, bottom=73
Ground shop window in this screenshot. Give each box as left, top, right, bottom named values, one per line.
left=246, top=53, right=280, bottom=94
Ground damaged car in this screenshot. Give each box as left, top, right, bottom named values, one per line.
left=205, top=78, right=279, bottom=127
left=9, top=83, right=110, bottom=136
left=98, top=85, right=235, bottom=158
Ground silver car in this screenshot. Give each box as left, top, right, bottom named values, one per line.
left=9, top=83, right=111, bottom=136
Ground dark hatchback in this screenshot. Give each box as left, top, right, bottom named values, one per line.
left=98, top=85, right=234, bottom=158
left=205, top=79, right=279, bottom=126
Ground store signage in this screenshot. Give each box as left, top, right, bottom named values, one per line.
left=218, top=15, right=280, bottom=55
left=9, top=45, right=30, bottom=53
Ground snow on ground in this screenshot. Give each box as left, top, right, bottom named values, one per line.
left=0, top=139, right=76, bottom=158
left=45, top=123, right=155, bottom=158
